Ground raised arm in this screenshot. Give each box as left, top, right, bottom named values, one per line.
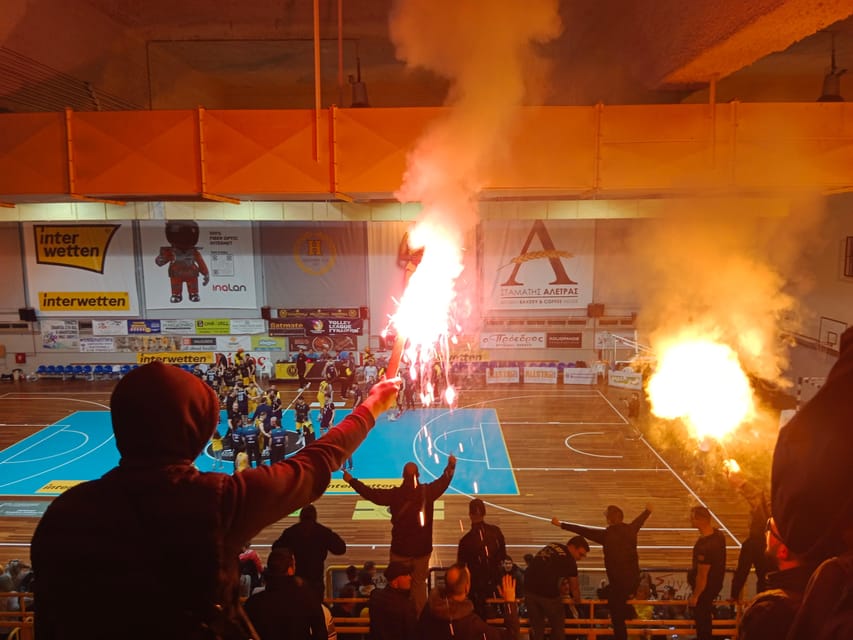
left=550, top=516, right=606, bottom=545
left=425, top=454, right=457, bottom=501
left=630, top=504, right=653, bottom=532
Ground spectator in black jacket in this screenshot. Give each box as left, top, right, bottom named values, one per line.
left=738, top=515, right=814, bottom=640
left=244, top=547, right=327, bottom=640
left=417, top=564, right=519, bottom=640
left=457, top=498, right=507, bottom=619
left=369, top=561, right=418, bottom=640
left=524, top=536, right=590, bottom=640
left=272, top=503, right=346, bottom=600
left=551, top=503, right=652, bottom=640
left=343, top=455, right=457, bottom=614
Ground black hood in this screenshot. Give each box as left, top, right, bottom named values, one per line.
left=772, top=326, right=853, bottom=561
left=111, top=361, right=220, bottom=465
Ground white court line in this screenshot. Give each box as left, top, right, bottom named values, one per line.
left=0, top=428, right=90, bottom=464
left=0, top=432, right=115, bottom=489
left=565, top=431, right=623, bottom=459
left=593, top=390, right=742, bottom=547
left=479, top=422, right=491, bottom=469
left=501, top=420, right=627, bottom=425
left=637, top=433, right=741, bottom=547
left=498, top=467, right=667, bottom=472
left=0, top=396, right=109, bottom=409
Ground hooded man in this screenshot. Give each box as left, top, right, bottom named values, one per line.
left=343, top=455, right=456, bottom=614
left=772, top=326, right=853, bottom=565
left=32, top=361, right=399, bottom=639
left=772, top=325, right=853, bottom=640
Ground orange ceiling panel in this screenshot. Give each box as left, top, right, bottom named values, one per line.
left=71, top=110, right=200, bottom=196
left=485, top=106, right=598, bottom=193
left=733, top=102, right=853, bottom=189
left=333, top=107, right=442, bottom=195
left=203, top=109, right=331, bottom=196
left=0, top=113, right=68, bottom=198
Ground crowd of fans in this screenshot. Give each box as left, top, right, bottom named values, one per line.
left=8, top=325, right=853, bottom=639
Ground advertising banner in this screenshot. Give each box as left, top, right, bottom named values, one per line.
left=303, top=317, right=363, bottom=335
left=215, top=336, right=252, bottom=352
left=137, top=352, right=215, bottom=365
left=523, top=366, right=558, bottom=384
left=563, top=368, right=596, bottom=385
left=546, top=332, right=583, bottom=349
left=127, top=319, right=161, bottom=334
left=229, top=319, right=266, bottom=335
left=79, top=337, right=117, bottom=352
left=272, top=307, right=361, bottom=319
left=480, top=332, right=546, bottom=350
left=268, top=319, right=306, bottom=336
left=251, top=335, right=287, bottom=351
left=486, top=367, right=520, bottom=384
left=41, top=319, right=80, bottom=350
left=483, top=219, right=594, bottom=311
left=140, top=221, right=257, bottom=310
left=195, top=319, right=231, bottom=335
left=161, top=319, right=197, bottom=334
left=608, top=370, right=644, bottom=390
left=114, top=335, right=181, bottom=352
left=92, top=319, right=127, bottom=336
left=179, top=337, right=218, bottom=352
left=290, top=334, right=358, bottom=353
left=24, top=222, right=140, bottom=316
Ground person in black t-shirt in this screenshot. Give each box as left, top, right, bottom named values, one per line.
left=688, top=506, right=726, bottom=640
left=524, top=536, right=589, bottom=640
left=551, top=503, right=652, bottom=640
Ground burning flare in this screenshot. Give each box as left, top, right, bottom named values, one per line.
left=386, top=221, right=463, bottom=406
left=647, top=333, right=754, bottom=441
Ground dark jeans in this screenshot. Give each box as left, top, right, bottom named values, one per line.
left=526, top=591, right=565, bottom=640
left=731, top=536, right=770, bottom=598
left=608, top=585, right=635, bottom=640
left=693, top=590, right=716, bottom=640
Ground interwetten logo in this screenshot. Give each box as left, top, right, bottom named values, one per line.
left=34, top=224, right=120, bottom=273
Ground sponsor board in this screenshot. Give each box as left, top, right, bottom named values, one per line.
left=486, top=367, right=520, bottom=384
left=608, top=370, right=643, bottom=390
left=480, top=332, right=546, bottom=350
left=137, top=352, right=215, bottom=365
left=39, top=291, right=130, bottom=312
left=79, top=336, right=117, bottom=352
left=304, top=317, right=363, bottom=335
left=252, top=335, right=287, bottom=351
left=127, top=319, right=162, bottom=334
left=161, top=319, right=197, bottom=334
left=268, top=319, right=306, bottom=336
left=195, top=319, right=231, bottom=335
left=92, top=319, right=127, bottom=336
left=230, top=319, right=266, bottom=335
left=37, top=480, right=85, bottom=494
left=546, top=332, right=583, bottom=349
left=563, top=368, right=596, bottom=385
left=523, top=366, right=558, bottom=384
left=41, top=319, right=79, bottom=350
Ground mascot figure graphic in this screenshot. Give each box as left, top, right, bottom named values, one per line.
left=154, top=220, right=210, bottom=303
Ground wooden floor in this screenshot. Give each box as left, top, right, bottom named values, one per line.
left=0, top=377, right=753, bottom=580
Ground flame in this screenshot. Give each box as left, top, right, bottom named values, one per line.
left=647, top=334, right=754, bottom=441
left=723, top=458, right=741, bottom=475
left=387, top=221, right=463, bottom=406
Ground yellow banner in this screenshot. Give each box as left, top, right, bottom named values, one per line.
left=351, top=499, right=445, bottom=521
left=37, top=480, right=85, bottom=494
left=39, top=291, right=130, bottom=312
left=136, top=352, right=214, bottom=365
left=33, top=224, right=119, bottom=273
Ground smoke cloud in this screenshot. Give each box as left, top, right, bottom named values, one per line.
left=389, top=0, right=562, bottom=240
